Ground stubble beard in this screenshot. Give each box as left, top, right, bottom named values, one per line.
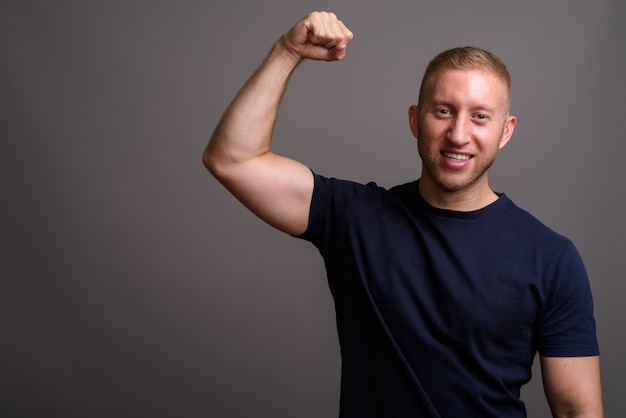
left=417, top=139, right=499, bottom=194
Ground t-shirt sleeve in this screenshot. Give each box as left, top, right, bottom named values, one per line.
left=297, top=172, right=377, bottom=254
left=536, top=242, right=599, bottom=357
left=297, top=173, right=330, bottom=247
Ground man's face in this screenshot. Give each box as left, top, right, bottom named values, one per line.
left=409, top=69, right=516, bottom=199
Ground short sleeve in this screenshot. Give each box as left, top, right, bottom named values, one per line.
left=536, top=242, right=599, bottom=357
left=297, top=172, right=378, bottom=254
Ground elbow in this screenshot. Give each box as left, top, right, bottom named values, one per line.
left=202, top=146, right=214, bottom=172
left=202, top=145, right=225, bottom=180
left=202, top=143, right=242, bottom=184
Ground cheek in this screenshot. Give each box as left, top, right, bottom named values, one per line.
left=421, top=117, right=434, bottom=131
left=417, top=119, right=436, bottom=141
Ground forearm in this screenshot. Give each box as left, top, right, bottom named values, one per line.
left=203, top=40, right=302, bottom=176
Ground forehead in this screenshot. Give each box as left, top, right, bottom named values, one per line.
left=422, top=69, right=509, bottom=109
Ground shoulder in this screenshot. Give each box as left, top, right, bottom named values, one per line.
left=311, top=172, right=412, bottom=207
left=498, top=195, right=572, bottom=245
left=303, top=173, right=414, bottom=242
left=499, top=197, right=590, bottom=288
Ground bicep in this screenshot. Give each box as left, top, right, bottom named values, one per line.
left=213, top=152, right=314, bottom=236
left=540, top=355, right=603, bottom=417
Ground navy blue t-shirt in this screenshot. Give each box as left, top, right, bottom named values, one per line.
left=299, top=173, right=598, bottom=418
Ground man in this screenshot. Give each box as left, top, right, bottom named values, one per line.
left=204, top=11, right=603, bottom=417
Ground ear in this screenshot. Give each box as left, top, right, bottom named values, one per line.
left=498, top=114, right=517, bottom=150
left=408, top=105, right=420, bottom=140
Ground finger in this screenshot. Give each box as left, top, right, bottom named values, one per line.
left=325, top=17, right=353, bottom=61
left=306, top=12, right=353, bottom=50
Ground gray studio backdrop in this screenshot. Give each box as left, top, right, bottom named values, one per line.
left=2, top=1, right=624, bottom=417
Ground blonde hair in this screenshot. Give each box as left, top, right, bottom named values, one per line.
left=418, top=46, right=512, bottom=110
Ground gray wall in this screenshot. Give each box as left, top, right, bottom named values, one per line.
left=2, top=1, right=624, bottom=417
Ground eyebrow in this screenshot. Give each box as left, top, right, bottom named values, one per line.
left=427, top=99, right=498, bottom=113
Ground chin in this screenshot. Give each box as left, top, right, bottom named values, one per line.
left=434, top=174, right=484, bottom=194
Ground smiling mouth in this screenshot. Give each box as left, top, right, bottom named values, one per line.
left=442, top=152, right=472, bottom=161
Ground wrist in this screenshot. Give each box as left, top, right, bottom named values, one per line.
left=272, top=37, right=304, bottom=68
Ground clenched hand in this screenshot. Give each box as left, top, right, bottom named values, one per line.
left=280, top=11, right=354, bottom=62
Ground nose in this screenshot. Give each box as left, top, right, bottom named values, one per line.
left=447, top=116, right=471, bottom=147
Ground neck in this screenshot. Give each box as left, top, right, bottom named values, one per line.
left=418, top=176, right=499, bottom=212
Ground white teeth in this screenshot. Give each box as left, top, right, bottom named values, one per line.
left=443, top=152, right=470, bottom=161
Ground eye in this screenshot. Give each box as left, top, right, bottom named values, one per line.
left=436, top=108, right=452, bottom=116
left=472, top=113, right=490, bottom=122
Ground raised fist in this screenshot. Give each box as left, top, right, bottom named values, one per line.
left=280, top=11, right=354, bottom=62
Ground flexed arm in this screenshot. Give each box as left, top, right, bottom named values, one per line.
left=203, top=12, right=353, bottom=235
